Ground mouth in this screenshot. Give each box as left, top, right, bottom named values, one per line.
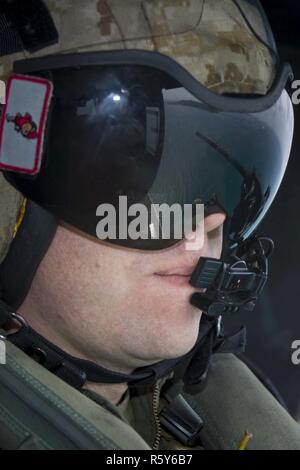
left=153, top=266, right=195, bottom=288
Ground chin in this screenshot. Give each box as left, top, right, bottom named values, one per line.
left=165, top=335, right=199, bottom=360
left=152, top=317, right=201, bottom=361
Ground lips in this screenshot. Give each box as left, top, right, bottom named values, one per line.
left=154, top=266, right=195, bottom=277
left=153, top=266, right=196, bottom=289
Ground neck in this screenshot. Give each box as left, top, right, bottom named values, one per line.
left=84, top=381, right=128, bottom=405
left=17, top=301, right=132, bottom=406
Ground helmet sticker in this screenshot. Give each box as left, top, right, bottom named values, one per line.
left=0, top=74, right=53, bottom=175
left=6, top=113, right=38, bottom=140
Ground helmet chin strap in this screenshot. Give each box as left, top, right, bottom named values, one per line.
left=189, top=231, right=274, bottom=318
left=0, top=200, right=58, bottom=310
left=1, top=298, right=243, bottom=390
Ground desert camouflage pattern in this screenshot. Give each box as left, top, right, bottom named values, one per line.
left=0, top=0, right=275, bottom=260
left=0, top=174, right=22, bottom=263
left=0, top=0, right=274, bottom=94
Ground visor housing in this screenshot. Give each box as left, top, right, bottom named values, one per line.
left=3, top=59, right=294, bottom=250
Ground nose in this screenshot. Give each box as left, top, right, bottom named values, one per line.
left=204, top=213, right=226, bottom=233
left=184, top=211, right=226, bottom=250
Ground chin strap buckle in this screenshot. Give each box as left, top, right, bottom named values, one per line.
left=189, top=236, right=274, bottom=317
left=159, top=394, right=204, bottom=447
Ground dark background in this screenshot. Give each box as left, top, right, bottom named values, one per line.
left=225, top=1, right=300, bottom=419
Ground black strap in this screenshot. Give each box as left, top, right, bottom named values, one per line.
left=170, top=320, right=246, bottom=395
left=2, top=306, right=217, bottom=389
left=0, top=200, right=58, bottom=309
left=3, top=304, right=213, bottom=388
left=1, top=295, right=245, bottom=391
left=7, top=323, right=151, bottom=388
left=0, top=299, right=13, bottom=326
left=158, top=326, right=246, bottom=447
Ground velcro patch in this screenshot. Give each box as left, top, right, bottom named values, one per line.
left=0, top=74, right=53, bottom=175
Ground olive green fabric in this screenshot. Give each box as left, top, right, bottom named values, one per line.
left=118, top=382, right=161, bottom=449
left=1, top=338, right=300, bottom=450
left=190, top=353, right=300, bottom=450
left=0, top=338, right=150, bottom=450
left=115, top=354, right=300, bottom=450
left=119, top=381, right=204, bottom=450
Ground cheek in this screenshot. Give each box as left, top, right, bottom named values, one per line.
left=122, top=277, right=201, bottom=359
left=81, top=248, right=142, bottom=314
left=208, top=225, right=224, bottom=258
left=125, top=273, right=198, bottom=328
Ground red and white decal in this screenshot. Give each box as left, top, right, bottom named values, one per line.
left=0, top=74, right=53, bottom=175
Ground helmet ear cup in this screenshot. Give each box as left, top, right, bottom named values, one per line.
left=0, top=11, right=23, bottom=56
left=0, top=199, right=58, bottom=309
left=0, top=0, right=58, bottom=56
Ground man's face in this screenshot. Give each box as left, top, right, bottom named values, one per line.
left=26, top=213, right=225, bottom=373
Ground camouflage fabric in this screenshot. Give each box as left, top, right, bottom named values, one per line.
left=0, top=0, right=274, bottom=94
left=0, top=174, right=22, bottom=264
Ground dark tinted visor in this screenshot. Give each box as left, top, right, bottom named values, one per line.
left=4, top=62, right=294, bottom=250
